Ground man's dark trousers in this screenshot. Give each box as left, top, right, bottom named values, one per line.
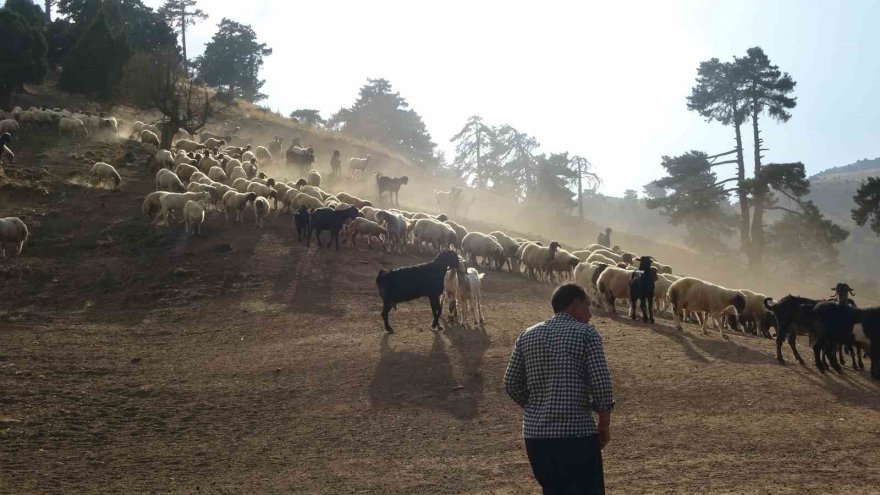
left=525, top=435, right=604, bottom=495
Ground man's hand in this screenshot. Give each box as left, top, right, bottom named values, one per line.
left=597, top=411, right=611, bottom=449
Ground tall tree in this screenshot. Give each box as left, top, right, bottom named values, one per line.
left=329, top=78, right=437, bottom=167
left=5, top=0, right=46, bottom=26
left=488, top=124, right=540, bottom=198
left=526, top=152, right=577, bottom=210
left=851, top=177, right=880, bottom=235
left=766, top=200, right=848, bottom=281
left=687, top=58, right=749, bottom=250
left=44, top=0, right=53, bottom=22
left=58, top=5, right=130, bottom=98
left=736, top=47, right=797, bottom=267
left=119, top=49, right=214, bottom=149
left=57, top=0, right=176, bottom=54
left=0, top=8, right=48, bottom=108
left=450, top=115, right=495, bottom=186
left=645, top=151, right=737, bottom=250
left=569, top=155, right=601, bottom=218
left=158, top=0, right=206, bottom=73
left=289, top=108, right=325, bottom=126
left=197, top=18, right=271, bottom=102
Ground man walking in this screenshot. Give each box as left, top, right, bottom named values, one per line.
left=597, top=227, right=612, bottom=248
left=504, top=283, right=614, bottom=494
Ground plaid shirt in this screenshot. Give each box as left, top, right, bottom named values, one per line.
left=504, top=313, right=615, bottom=439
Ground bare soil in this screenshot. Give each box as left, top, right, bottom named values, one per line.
left=1, top=137, right=878, bottom=495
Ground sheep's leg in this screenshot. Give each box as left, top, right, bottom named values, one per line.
left=334, top=230, right=341, bottom=251
left=788, top=332, right=805, bottom=365
left=629, top=298, right=637, bottom=320
left=813, top=342, right=826, bottom=372
left=700, top=312, right=709, bottom=335
left=476, top=292, right=484, bottom=324
left=647, top=297, right=654, bottom=324
left=381, top=301, right=394, bottom=333
left=775, top=327, right=789, bottom=364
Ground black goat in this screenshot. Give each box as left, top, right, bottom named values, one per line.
left=0, top=132, right=12, bottom=147
left=629, top=257, right=657, bottom=323
left=827, top=283, right=863, bottom=370
left=807, top=301, right=880, bottom=379
left=764, top=295, right=821, bottom=365
left=376, top=173, right=409, bottom=205
left=286, top=145, right=315, bottom=174
left=376, top=250, right=460, bottom=333
left=293, top=205, right=310, bottom=243
left=307, top=206, right=359, bottom=250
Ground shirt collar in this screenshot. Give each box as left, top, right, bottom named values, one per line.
left=553, top=312, right=579, bottom=324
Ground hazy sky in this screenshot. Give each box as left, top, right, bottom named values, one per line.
left=144, top=0, right=879, bottom=196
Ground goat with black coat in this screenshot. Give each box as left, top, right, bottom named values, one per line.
left=806, top=301, right=880, bottom=379
left=0, top=132, right=12, bottom=147
left=307, top=206, right=359, bottom=249
left=764, top=295, right=821, bottom=365
left=376, top=173, right=409, bottom=205
left=829, top=282, right=863, bottom=369
left=293, top=205, right=310, bottom=243
left=629, top=256, right=657, bottom=323
left=376, top=250, right=461, bottom=333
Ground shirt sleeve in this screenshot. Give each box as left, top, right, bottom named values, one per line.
left=584, top=330, right=615, bottom=413
left=504, top=337, right=529, bottom=408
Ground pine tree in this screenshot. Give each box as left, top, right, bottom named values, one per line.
left=158, top=0, right=206, bottom=73
left=0, top=8, right=48, bottom=108
left=197, top=18, right=271, bottom=102
left=59, top=6, right=131, bottom=97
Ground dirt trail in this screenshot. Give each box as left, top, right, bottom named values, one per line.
left=0, top=137, right=878, bottom=494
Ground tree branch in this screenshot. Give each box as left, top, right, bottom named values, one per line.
left=765, top=205, right=803, bottom=216
left=706, top=149, right=738, bottom=160
left=708, top=159, right=739, bottom=167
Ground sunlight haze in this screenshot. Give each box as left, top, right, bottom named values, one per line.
left=145, top=0, right=880, bottom=196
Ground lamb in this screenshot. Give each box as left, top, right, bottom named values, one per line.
left=255, top=146, right=272, bottom=163
left=60, top=117, right=88, bottom=138
left=376, top=210, right=408, bottom=254
left=88, top=162, right=122, bottom=189
left=376, top=250, right=460, bottom=333
left=445, top=220, right=469, bottom=250
left=461, top=232, right=506, bottom=269
left=183, top=200, right=205, bottom=235
left=458, top=267, right=486, bottom=326
left=668, top=277, right=747, bottom=338
left=293, top=206, right=310, bottom=242
left=175, top=139, right=205, bottom=153
left=0, top=217, right=29, bottom=258
left=412, top=218, right=458, bottom=254
left=520, top=241, right=560, bottom=281
left=629, top=257, right=658, bottom=323
left=334, top=192, right=372, bottom=209
left=442, top=268, right=462, bottom=324
left=221, top=191, right=257, bottom=222
left=348, top=155, right=371, bottom=178
left=376, top=173, right=409, bottom=205
left=573, top=262, right=610, bottom=309
left=345, top=217, right=388, bottom=251
left=207, top=166, right=227, bottom=183
left=140, top=129, right=160, bottom=150
left=142, top=191, right=168, bottom=221
left=596, top=266, right=635, bottom=314
left=308, top=206, right=360, bottom=250
left=157, top=191, right=211, bottom=225
left=156, top=169, right=186, bottom=192
left=253, top=196, right=271, bottom=228
left=247, top=181, right=277, bottom=208
left=307, top=169, right=322, bottom=187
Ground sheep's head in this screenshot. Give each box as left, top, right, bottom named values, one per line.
left=436, top=213, right=448, bottom=222
left=400, top=176, right=409, bottom=185
left=832, top=283, right=855, bottom=297
left=548, top=241, right=560, bottom=256
left=649, top=266, right=659, bottom=281
left=245, top=192, right=257, bottom=203
left=636, top=256, right=653, bottom=271
left=623, top=253, right=636, bottom=265
left=612, top=245, right=622, bottom=254
left=294, top=178, right=308, bottom=188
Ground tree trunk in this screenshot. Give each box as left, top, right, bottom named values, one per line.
left=733, top=116, right=750, bottom=253
left=181, top=15, right=188, bottom=74
left=749, top=105, right=765, bottom=268
left=160, top=121, right=177, bottom=150
left=44, top=0, right=52, bottom=22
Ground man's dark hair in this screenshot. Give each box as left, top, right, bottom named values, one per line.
left=551, top=283, right=588, bottom=313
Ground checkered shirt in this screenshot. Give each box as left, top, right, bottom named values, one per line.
left=504, top=312, right=615, bottom=439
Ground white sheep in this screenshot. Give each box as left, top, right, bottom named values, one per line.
left=299, top=185, right=325, bottom=201
left=156, top=168, right=185, bottom=192
left=435, top=186, right=462, bottom=213
left=202, top=137, right=225, bottom=151
left=198, top=153, right=221, bottom=173
left=228, top=166, right=247, bottom=183
left=520, top=241, right=560, bottom=281
left=573, top=262, right=610, bottom=309
left=242, top=158, right=259, bottom=178
left=376, top=210, right=408, bottom=254
left=335, top=192, right=371, bottom=209
left=253, top=196, right=270, bottom=228
left=308, top=169, right=321, bottom=187
left=174, top=151, right=198, bottom=167
left=0, top=119, right=21, bottom=134
left=154, top=149, right=174, bottom=170
left=668, top=277, right=747, bottom=338
left=241, top=150, right=256, bottom=163
left=255, top=146, right=272, bottom=162
left=175, top=139, right=204, bottom=153
left=59, top=117, right=88, bottom=138
left=246, top=181, right=277, bottom=207
left=548, top=248, right=582, bottom=283
left=348, top=155, right=371, bottom=178
left=595, top=266, right=635, bottom=314
left=222, top=157, right=242, bottom=176
left=0, top=217, right=29, bottom=258
left=142, top=191, right=168, bottom=221
left=345, top=217, right=388, bottom=251
left=183, top=200, right=205, bottom=235
left=461, top=232, right=505, bottom=269
left=289, top=191, right=323, bottom=211
left=412, top=218, right=457, bottom=254
left=221, top=191, right=257, bottom=222
left=232, top=177, right=253, bottom=193
left=88, top=162, right=122, bottom=189
left=585, top=252, right=618, bottom=266
left=739, top=289, right=773, bottom=336
left=186, top=182, right=222, bottom=207
left=457, top=266, right=486, bottom=326
left=140, top=129, right=160, bottom=151
left=207, top=166, right=227, bottom=183
left=488, top=230, right=518, bottom=270
left=158, top=191, right=211, bottom=225
left=174, top=163, right=199, bottom=183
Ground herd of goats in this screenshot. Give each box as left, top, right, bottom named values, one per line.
left=0, top=106, right=877, bottom=381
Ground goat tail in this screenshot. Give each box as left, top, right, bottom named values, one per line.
left=763, top=297, right=776, bottom=311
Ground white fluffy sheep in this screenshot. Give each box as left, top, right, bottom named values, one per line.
left=307, top=169, right=321, bottom=187
left=0, top=217, right=29, bottom=258
left=222, top=157, right=242, bottom=176
left=458, top=266, right=486, bottom=326
left=461, top=232, right=505, bottom=269
left=233, top=177, right=253, bottom=193
left=335, top=192, right=371, bottom=209
left=348, top=155, right=371, bottom=177
left=140, top=129, right=160, bottom=150
left=174, top=163, right=199, bottom=183
left=60, top=117, right=88, bottom=138
left=667, top=277, right=746, bottom=338
left=89, top=162, right=122, bottom=189
left=198, top=153, right=221, bottom=173
left=289, top=191, right=323, bottom=211
left=202, top=137, right=226, bottom=151
left=345, top=217, right=388, bottom=250
left=183, top=200, right=205, bottom=235
left=253, top=196, right=270, bottom=228
left=221, top=191, right=257, bottom=222
left=156, top=168, right=185, bottom=192
left=375, top=210, right=408, bottom=254
left=142, top=191, right=168, bottom=221
left=586, top=252, right=618, bottom=266
left=246, top=181, right=277, bottom=207
left=488, top=230, right=518, bottom=271
left=0, top=119, right=21, bottom=134
left=154, top=149, right=174, bottom=170
left=520, top=241, right=560, bottom=281
left=207, top=166, right=227, bottom=183
left=175, top=139, right=205, bottom=153
left=595, top=266, right=636, bottom=314
left=254, top=146, right=272, bottom=162
left=548, top=248, right=581, bottom=283
left=412, top=218, right=457, bottom=254
left=573, top=262, right=609, bottom=309
left=228, top=166, right=247, bottom=183
left=157, top=191, right=211, bottom=225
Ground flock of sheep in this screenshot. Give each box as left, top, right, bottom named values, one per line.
left=0, top=105, right=877, bottom=381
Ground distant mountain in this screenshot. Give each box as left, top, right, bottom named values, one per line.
left=812, top=157, right=880, bottom=179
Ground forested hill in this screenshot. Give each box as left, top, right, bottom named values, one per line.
left=812, top=157, right=880, bottom=178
